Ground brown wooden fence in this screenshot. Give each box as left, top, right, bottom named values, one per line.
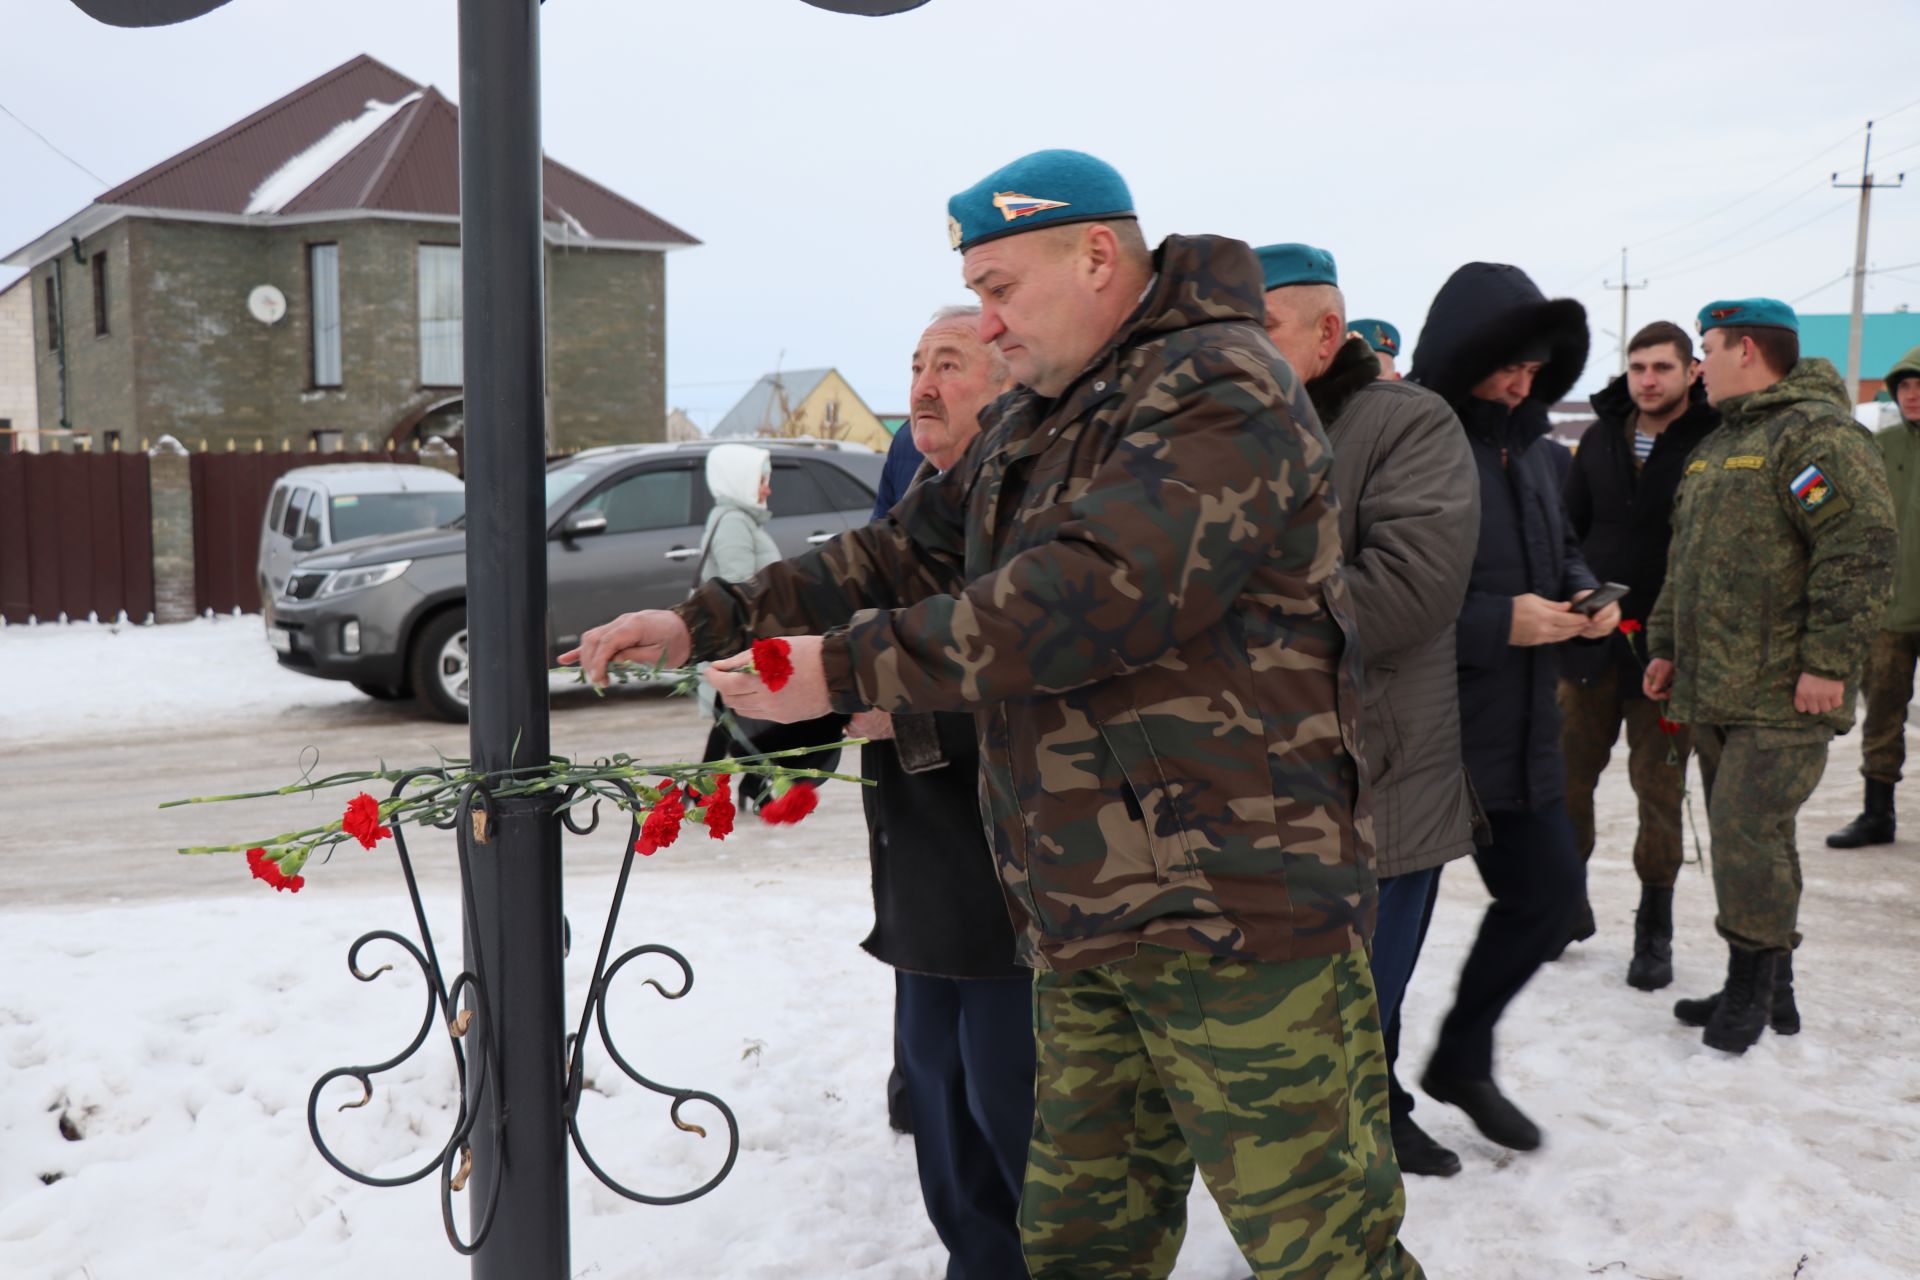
left=0, top=451, right=154, bottom=625
left=190, top=450, right=423, bottom=615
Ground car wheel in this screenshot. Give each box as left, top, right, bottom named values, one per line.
left=409, top=607, right=471, bottom=722
left=352, top=680, right=409, bottom=701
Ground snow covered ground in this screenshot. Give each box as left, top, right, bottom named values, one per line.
left=3, top=619, right=1919, bottom=1278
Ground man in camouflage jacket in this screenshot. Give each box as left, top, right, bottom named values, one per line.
left=1646, top=298, right=1895, bottom=1055
left=566, top=150, right=1420, bottom=1279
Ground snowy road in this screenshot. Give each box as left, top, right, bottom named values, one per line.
left=3, top=619, right=1920, bottom=1278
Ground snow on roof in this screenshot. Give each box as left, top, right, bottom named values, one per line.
left=245, top=92, right=422, bottom=215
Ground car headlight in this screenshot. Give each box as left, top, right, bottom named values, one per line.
left=315, top=560, right=412, bottom=598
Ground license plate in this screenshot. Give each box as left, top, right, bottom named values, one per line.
left=268, top=627, right=292, bottom=655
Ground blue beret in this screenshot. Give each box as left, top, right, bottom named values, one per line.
left=1350, top=318, right=1401, bottom=357
left=947, top=149, right=1134, bottom=253
left=1254, top=243, right=1338, bottom=291
left=1697, top=298, right=1798, bottom=335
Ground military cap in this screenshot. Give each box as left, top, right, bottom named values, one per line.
left=1254, top=242, right=1339, bottom=292
left=1350, top=318, right=1402, bottom=357
left=1697, top=298, right=1798, bottom=335
left=947, top=149, right=1134, bottom=253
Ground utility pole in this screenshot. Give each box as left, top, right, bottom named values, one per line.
left=1835, top=121, right=1905, bottom=405
left=1603, top=246, right=1649, bottom=373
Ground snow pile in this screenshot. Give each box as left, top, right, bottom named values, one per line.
left=245, top=93, right=423, bottom=215
left=0, top=615, right=366, bottom=746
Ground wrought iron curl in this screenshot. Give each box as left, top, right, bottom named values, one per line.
left=304, top=770, right=506, bottom=1256
left=563, top=780, right=740, bottom=1205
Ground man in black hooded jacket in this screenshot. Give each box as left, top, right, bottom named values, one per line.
left=1408, top=262, right=1617, bottom=1156
left=1560, top=321, right=1719, bottom=990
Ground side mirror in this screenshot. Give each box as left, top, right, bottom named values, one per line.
left=291, top=530, right=320, bottom=553
left=561, top=510, right=608, bottom=541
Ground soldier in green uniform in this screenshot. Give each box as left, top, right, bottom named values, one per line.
left=567, top=151, right=1421, bottom=1278
left=1827, top=342, right=1920, bottom=848
left=1644, top=298, right=1895, bottom=1054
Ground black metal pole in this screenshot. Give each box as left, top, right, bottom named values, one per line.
left=457, top=0, right=568, bottom=1275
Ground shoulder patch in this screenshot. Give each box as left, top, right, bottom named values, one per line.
left=1791, top=463, right=1836, bottom=511
left=1685, top=459, right=1708, bottom=476
left=1724, top=455, right=1766, bottom=470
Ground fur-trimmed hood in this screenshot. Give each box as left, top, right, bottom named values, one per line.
left=1408, top=262, right=1589, bottom=412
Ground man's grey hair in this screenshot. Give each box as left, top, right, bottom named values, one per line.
left=1272, top=283, right=1346, bottom=330
left=924, top=305, right=1012, bottom=384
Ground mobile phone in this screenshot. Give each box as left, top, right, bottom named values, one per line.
left=1575, top=582, right=1630, bottom=615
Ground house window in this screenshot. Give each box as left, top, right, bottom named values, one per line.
left=417, top=244, right=462, bottom=387
left=309, top=243, right=341, bottom=387
left=102, top=430, right=122, bottom=452
left=45, top=277, right=59, bottom=350
left=92, top=252, right=109, bottom=336
left=0, top=420, right=12, bottom=455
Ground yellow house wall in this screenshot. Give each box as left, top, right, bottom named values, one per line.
left=793, top=370, right=890, bottom=451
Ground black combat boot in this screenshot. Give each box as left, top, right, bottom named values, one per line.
left=1699, top=946, right=1783, bottom=1054
left=1672, top=951, right=1801, bottom=1034
left=1826, top=779, right=1896, bottom=848
left=1626, top=885, right=1675, bottom=991
left=1389, top=1113, right=1462, bottom=1178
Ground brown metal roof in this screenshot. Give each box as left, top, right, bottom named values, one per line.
left=93, top=54, right=696, bottom=246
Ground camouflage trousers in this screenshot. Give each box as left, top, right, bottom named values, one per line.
left=1021, top=946, right=1422, bottom=1280
left=1695, top=725, right=1832, bottom=952
left=1560, top=669, right=1693, bottom=889
left=1858, top=629, right=1920, bottom=783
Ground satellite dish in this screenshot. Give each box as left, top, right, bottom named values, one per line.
left=248, top=285, right=287, bottom=325
left=65, top=0, right=240, bottom=26
left=797, top=0, right=931, bottom=13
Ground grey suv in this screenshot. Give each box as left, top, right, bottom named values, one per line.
left=267, top=439, right=886, bottom=720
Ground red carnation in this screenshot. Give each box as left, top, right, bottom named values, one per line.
left=246, top=847, right=305, bottom=894
left=750, top=638, right=794, bottom=693
left=1618, top=619, right=1644, bottom=636
left=759, top=782, right=819, bottom=826
left=637, top=783, right=686, bottom=855
left=342, top=793, right=392, bottom=850
left=1658, top=716, right=1682, bottom=736
left=701, top=775, right=736, bottom=840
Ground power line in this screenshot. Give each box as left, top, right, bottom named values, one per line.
left=1638, top=178, right=1830, bottom=276
left=0, top=100, right=108, bottom=186
left=1656, top=202, right=1854, bottom=283
left=1625, top=126, right=1860, bottom=254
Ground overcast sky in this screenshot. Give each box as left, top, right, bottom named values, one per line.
left=6, top=0, right=1919, bottom=425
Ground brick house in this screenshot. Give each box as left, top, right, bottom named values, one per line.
left=2, top=54, right=697, bottom=455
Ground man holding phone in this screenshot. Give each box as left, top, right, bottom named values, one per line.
left=1559, top=321, right=1720, bottom=987
left=1407, top=262, right=1615, bottom=1156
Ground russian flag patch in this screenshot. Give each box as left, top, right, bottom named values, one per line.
left=1791, top=463, right=1834, bottom=511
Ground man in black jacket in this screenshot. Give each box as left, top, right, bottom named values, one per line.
left=1408, top=263, right=1617, bottom=1156
left=1560, top=321, right=1719, bottom=990
left=851, top=307, right=1032, bottom=1280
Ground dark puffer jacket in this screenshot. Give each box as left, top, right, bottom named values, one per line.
left=1410, top=263, right=1596, bottom=813
left=1560, top=375, right=1719, bottom=690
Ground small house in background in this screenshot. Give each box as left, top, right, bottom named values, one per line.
left=1798, top=310, right=1920, bottom=402
left=664, top=408, right=704, bottom=442
left=710, top=367, right=889, bottom=451
left=2, top=54, right=697, bottom=457
left=0, top=276, right=40, bottom=452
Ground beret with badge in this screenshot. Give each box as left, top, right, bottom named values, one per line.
left=1350, top=319, right=1402, bottom=357
left=947, top=148, right=1135, bottom=253
left=1697, top=297, right=1799, bottom=334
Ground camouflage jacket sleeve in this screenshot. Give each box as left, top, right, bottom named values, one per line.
left=1646, top=575, right=1677, bottom=663
left=671, top=468, right=969, bottom=660
left=1781, top=420, right=1897, bottom=679
left=820, top=352, right=1325, bottom=713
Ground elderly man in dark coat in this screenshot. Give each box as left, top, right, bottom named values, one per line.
left=1407, top=262, right=1616, bottom=1156
left=1257, top=244, right=1481, bottom=1178
left=846, top=308, right=1033, bottom=1280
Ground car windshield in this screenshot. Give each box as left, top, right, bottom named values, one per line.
left=329, top=491, right=465, bottom=543
left=544, top=466, right=599, bottom=509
